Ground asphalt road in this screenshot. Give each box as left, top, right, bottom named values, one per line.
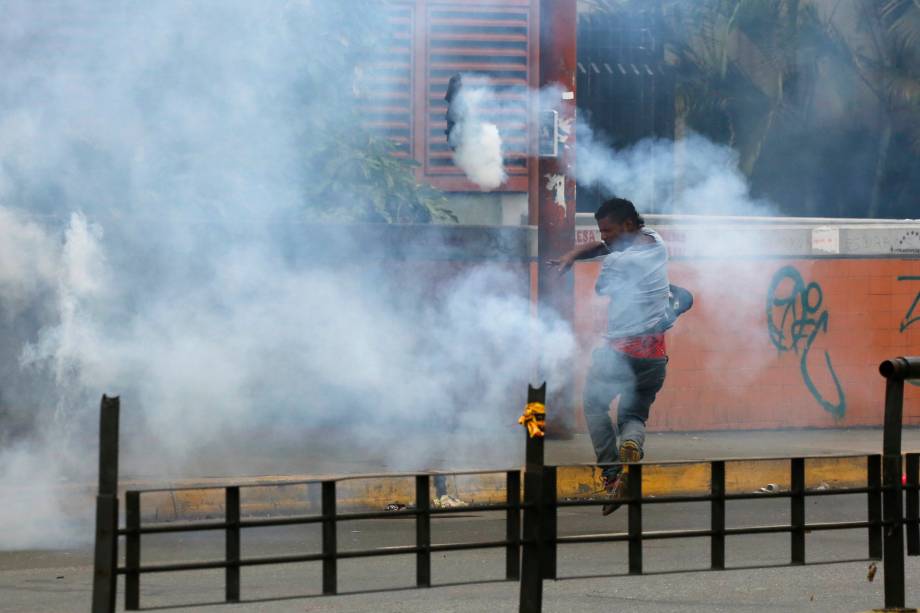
left=2, top=495, right=918, bottom=612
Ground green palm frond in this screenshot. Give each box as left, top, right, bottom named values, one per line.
left=881, top=0, right=920, bottom=51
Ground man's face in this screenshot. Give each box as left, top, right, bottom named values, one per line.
left=597, top=216, right=632, bottom=248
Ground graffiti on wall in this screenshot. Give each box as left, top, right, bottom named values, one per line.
left=898, top=275, right=920, bottom=386
left=898, top=276, right=920, bottom=333
left=766, top=266, right=846, bottom=418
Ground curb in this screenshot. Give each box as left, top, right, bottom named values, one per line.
left=90, top=455, right=871, bottom=522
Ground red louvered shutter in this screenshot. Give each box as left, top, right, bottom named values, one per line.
left=356, top=3, right=415, bottom=159
left=357, top=1, right=537, bottom=192
left=422, top=1, right=536, bottom=191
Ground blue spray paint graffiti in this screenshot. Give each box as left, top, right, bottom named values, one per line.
left=766, top=266, right=846, bottom=418
left=897, top=275, right=920, bottom=387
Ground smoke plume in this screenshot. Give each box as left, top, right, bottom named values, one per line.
left=447, top=82, right=508, bottom=190
left=0, top=2, right=575, bottom=549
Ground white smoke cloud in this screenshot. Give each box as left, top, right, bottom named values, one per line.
left=0, top=440, right=82, bottom=550
left=448, top=84, right=507, bottom=190
left=0, top=2, right=575, bottom=548
left=0, top=207, right=60, bottom=318
left=576, top=122, right=776, bottom=219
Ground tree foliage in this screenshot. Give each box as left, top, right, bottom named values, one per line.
left=586, top=0, right=920, bottom=218
left=296, top=0, right=455, bottom=224
left=304, top=125, right=457, bottom=223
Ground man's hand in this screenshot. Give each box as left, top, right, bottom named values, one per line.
left=548, top=241, right=608, bottom=275
left=548, top=252, right=577, bottom=275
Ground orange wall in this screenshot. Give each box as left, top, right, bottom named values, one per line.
left=572, top=258, right=920, bottom=431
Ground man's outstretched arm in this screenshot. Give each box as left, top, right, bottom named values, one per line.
left=549, top=241, right=609, bottom=274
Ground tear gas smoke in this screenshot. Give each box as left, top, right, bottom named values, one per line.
left=576, top=121, right=777, bottom=220
left=447, top=83, right=508, bottom=190
left=0, top=2, right=575, bottom=549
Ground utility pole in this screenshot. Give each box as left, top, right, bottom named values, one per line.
left=537, top=0, right=577, bottom=436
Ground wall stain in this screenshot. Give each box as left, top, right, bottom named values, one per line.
left=766, top=266, right=846, bottom=418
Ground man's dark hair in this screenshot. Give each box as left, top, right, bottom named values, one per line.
left=595, top=197, right=644, bottom=228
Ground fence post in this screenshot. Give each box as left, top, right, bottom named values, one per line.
left=627, top=463, right=643, bottom=575
left=790, top=458, right=806, bottom=565
left=882, top=374, right=906, bottom=609
left=91, top=395, right=120, bottom=613
left=907, top=453, right=919, bottom=556
left=868, top=454, right=883, bottom=560
left=519, top=382, right=546, bottom=613
left=225, top=486, right=241, bottom=602
left=877, top=357, right=920, bottom=609
left=506, top=470, right=521, bottom=580
left=322, top=480, right=337, bottom=595
left=710, top=461, right=725, bottom=570
left=416, top=475, right=431, bottom=588
left=125, top=491, right=140, bottom=610
left=541, top=466, right=557, bottom=580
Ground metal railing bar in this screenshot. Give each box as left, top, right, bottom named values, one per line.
left=338, top=546, right=419, bottom=560
left=118, top=502, right=529, bottom=536
left=119, top=540, right=524, bottom=576
left=558, top=524, right=812, bottom=541
left=724, top=524, right=793, bottom=536
left=555, top=533, right=629, bottom=544
left=119, top=475, right=909, bottom=506
left=559, top=453, right=875, bottom=469
left=117, top=501, right=901, bottom=540
left=555, top=487, right=877, bottom=509
left=123, top=452, right=920, bottom=496
left=805, top=521, right=874, bottom=531
left=242, top=515, right=324, bottom=528
left=119, top=520, right=231, bottom=535
left=559, top=528, right=714, bottom=544
left=555, top=520, right=879, bottom=545
left=118, top=516, right=322, bottom=535
left=117, top=553, right=325, bottom=574
left=430, top=540, right=511, bottom=553
left=123, top=469, right=519, bottom=495
left=552, top=557, right=874, bottom=582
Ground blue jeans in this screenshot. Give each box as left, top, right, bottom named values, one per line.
left=583, top=346, right=667, bottom=480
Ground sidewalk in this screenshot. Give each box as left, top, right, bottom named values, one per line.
left=43, top=427, right=920, bottom=523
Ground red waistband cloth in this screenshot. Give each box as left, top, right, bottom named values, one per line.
left=609, top=333, right=667, bottom=359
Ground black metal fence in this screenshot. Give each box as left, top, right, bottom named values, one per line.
left=91, top=358, right=920, bottom=613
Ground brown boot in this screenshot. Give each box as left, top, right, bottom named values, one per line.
left=601, top=472, right=625, bottom=516
left=601, top=441, right=642, bottom=516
